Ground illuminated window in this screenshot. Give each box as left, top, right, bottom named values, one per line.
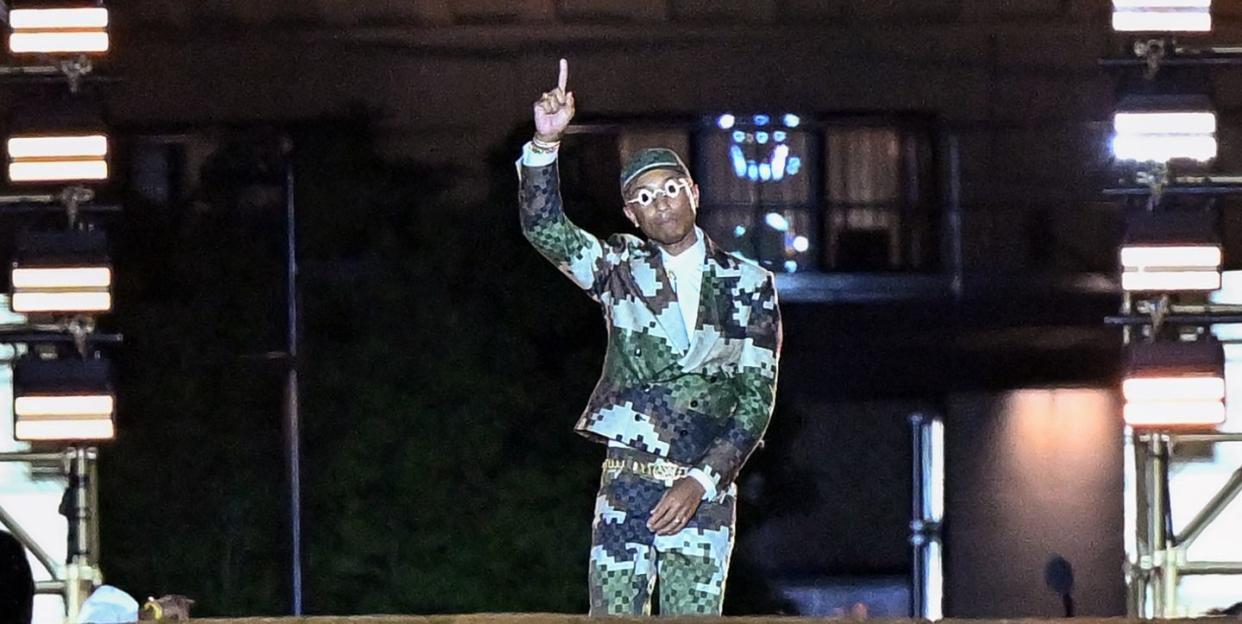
left=563, top=116, right=937, bottom=274
left=696, top=113, right=816, bottom=272
left=824, top=121, right=934, bottom=271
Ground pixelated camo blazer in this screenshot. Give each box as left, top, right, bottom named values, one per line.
left=519, top=161, right=782, bottom=495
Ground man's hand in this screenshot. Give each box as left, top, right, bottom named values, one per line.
left=647, top=476, right=705, bottom=536
left=533, top=58, right=575, bottom=143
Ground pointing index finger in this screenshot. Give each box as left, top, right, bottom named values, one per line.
left=557, top=58, right=568, bottom=92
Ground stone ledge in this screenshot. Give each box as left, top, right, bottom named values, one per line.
left=183, top=617, right=1207, bottom=624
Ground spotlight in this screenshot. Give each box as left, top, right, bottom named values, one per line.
left=1112, top=0, right=1211, bottom=33
left=6, top=4, right=109, bottom=55
left=6, top=132, right=107, bottom=183
left=13, top=354, right=114, bottom=441
left=1112, top=95, right=1216, bottom=164
left=6, top=98, right=110, bottom=184
left=1123, top=339, right=1225, bottom=428
left=1121, top=211, right=1221, bottom=292
left=10, top=228, right=111, bottom=314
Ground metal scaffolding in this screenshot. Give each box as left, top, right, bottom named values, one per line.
left=0, top=447, right=102, bottom=622
left=1126, top=430, right=1242, bottom=617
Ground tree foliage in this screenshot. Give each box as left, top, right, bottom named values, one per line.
left=101, top=114, right=606, bottom=615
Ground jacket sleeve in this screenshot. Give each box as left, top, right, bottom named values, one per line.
left=694, top=273, right=782, bottom=494
left=518, top=160, right=611, bottom=302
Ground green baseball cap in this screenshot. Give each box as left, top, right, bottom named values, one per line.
left=619, top=147, right=691, bottom=192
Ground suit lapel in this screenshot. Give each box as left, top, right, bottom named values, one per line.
left=629, top=242, right=690, bottom=353
left=679, top=235, right=742, bottom=369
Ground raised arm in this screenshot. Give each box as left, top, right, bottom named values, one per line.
left=518, top=59, right=610, bottom=300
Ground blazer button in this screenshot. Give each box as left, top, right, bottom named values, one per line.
left=691, top=400, right=699, bottom=408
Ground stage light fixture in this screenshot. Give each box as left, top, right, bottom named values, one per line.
left=1123, top=339, right=1225, bottom=428
left=1112, top=0, right=1211, bottom=33
left=1121, top=211, right=1221, bottom=292
left=6, top=98, right=110, bottom=184
left=7, top=4, right=109, bottom=55
left=6, top=132, right=108, bottom=183
left=13, top=354, right=114, bottom=441
left=10, top=228, right=111, bottom=314
left=1112, top=95, right=1216, bottom=164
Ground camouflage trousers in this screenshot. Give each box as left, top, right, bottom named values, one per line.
left=589, top=446, right=736, bottom=616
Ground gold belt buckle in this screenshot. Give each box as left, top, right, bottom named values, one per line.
left=604, top=457, right=686, bottom=481
left=630, top=457, right=650, bottom=477
left=650, top=459, right=685, bottom=481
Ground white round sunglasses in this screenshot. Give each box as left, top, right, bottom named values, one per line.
left=625, top=178, right=692, bottom=207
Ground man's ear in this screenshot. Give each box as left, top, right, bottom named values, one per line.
left=622, top=205, right=639, bottom=228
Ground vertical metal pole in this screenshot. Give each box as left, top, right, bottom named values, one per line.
left=1122, top=292, right=1133, bottom=345
left=910, top=413, right=926, bottom=618
left=1149, top=434, right=1168, bottom=617
left=70, top=448, right=89, bottom=565
left=88, top=448, right=99, bottom=572
left=1127, top=430, right=1149, bottom=618
left=1121, top=292, right=1144, bottom=616
left=941, top=133, right=963, bottom=300
left=1158, top=435, right=1178, bottom=618
left=65, top=565, right=82, bottom=624
left=909, top=411, right=944, bottom=620
left=65, top=446, right=95, bottom=623
left=283, top=138, right=303, bottom=615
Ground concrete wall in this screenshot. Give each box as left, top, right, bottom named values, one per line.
left=945, top=389, right=1125, bottom=617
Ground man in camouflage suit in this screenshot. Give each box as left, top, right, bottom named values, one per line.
left=518, top=60, right=782, bottom=616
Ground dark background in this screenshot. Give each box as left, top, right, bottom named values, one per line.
left=1, top=0, right=1202, bottom=617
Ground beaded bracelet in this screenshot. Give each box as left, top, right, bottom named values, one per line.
left=531, top=136, right=561, bottom=153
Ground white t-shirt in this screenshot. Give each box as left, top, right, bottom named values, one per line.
left=660, top=229, right=705, bottom=343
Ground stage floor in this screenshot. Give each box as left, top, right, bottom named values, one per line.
left=186, top=616, right=1208, bottom=624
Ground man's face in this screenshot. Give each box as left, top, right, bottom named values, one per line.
left=622, top=168, right=700, bottom=247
